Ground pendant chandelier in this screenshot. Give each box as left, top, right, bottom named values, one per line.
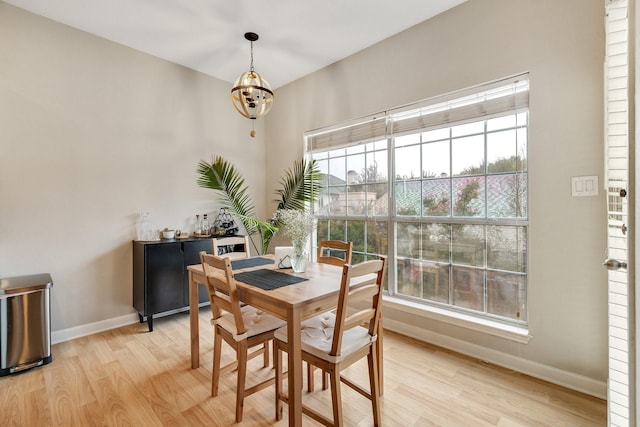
left=231, top=32, right=273, bottom=136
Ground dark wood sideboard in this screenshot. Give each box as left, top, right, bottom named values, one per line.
left=133, top=236, right=246, bottom=331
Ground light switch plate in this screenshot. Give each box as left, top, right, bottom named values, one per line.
left=571, top=175, right=599, bottom=196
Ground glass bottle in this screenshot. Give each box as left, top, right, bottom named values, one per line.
left=136, top=212, right=147, bottom=240
left=136, top=212, right=154, bottom=240
left=202, top=214, right=210, bottom=235
left=195, top=214, right=201, bottom=235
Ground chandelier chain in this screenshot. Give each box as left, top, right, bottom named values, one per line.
left=250, top=40, right=254, bottom=72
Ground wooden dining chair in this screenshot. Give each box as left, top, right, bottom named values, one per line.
left=274, top=257, right=387, bottom=426
left=212, top=235, right=250, bottom=260
left=200, top=252, right=286, bottom=423
left=307, top=239, right=353, bottom=391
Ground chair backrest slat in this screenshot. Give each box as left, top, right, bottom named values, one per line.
left=343, top=308, right=375, bottom=331
left=330, top=257, right=386, bottom=356
left=317, top=240, right=353, bottom=267
left=200, top=251, right=247, bottom=335
left=213, top=235, right=250, bottom=260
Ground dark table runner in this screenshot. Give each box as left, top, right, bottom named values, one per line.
left=231, top=257, right=274, bottom=270
left=233, top=269, right=308, bottom=290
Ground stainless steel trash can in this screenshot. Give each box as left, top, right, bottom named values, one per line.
left=0, top=273, right=53, bottom=376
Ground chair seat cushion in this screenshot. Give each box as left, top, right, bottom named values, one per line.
left=275, top=312, right=375, bottom=363
left=217, top=305, right=286, bottom=341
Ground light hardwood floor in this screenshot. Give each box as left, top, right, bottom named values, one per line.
left=0, top=308, right=606, bottom=426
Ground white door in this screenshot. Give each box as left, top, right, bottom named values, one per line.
left=604, top=1, right=635, bottom=426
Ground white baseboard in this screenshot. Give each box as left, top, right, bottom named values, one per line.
left=383, top=318, right=607, bottom=400
left=51, top=313, right=140, bottom=344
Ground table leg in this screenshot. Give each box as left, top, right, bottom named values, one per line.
left=189, top=269, right=200, bottom=369
left=287, top=308, right=303, bottom=426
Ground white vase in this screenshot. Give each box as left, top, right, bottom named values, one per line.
left=291, top=239, right=308, bottom=273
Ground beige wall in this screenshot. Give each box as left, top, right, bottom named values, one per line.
left=0, top=3, right=268, bottom=331
left=0, top=0, right=609, bottom=392
left=266, top=0, right=608, bottom=388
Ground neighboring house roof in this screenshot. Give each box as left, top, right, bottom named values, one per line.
left=319, top=173, right=347, bottom=196
left=320, top=173, right=346, bottom=187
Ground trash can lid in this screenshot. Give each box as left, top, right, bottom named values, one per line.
left=0, top=273, right=53, bottom=295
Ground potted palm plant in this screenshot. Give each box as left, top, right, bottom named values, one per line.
left=196, top=156, right=321, bottom=255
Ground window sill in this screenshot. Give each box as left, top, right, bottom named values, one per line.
left=382, top=295, right=531, bottom=344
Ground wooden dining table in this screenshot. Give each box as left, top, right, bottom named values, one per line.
left=186, top=257, right=382, bottom=427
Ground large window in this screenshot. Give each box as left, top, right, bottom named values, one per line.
left=307, top=75, right=529, bottom=327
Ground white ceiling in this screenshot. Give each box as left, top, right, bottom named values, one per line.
left=4, top=0, right=466, bottom=89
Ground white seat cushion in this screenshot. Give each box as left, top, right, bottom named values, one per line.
left=275, top=312, right=376, bottom=363
left=216, top=305, right=286, bottom=342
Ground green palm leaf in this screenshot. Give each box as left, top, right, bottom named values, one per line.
left=274, top=158, right=322, bottom=211
left=196, top=156, right=255, bottom=222
left=196, top=156, right=263, bottom=251
left=238, top=214, right=279, bottom=254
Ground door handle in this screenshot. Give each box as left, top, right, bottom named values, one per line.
left=603, top=258, right=627, bottom=270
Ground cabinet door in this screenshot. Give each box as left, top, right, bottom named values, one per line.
left=146, top=243, right=184, bottom=314
left=183, top=239, right=212, bottom=304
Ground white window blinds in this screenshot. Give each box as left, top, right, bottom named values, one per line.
left=305, top=115, right=387, bottom=152
left=306, top=73, right=529, bottom=152
left=390, top=77, right=529, bottom=134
